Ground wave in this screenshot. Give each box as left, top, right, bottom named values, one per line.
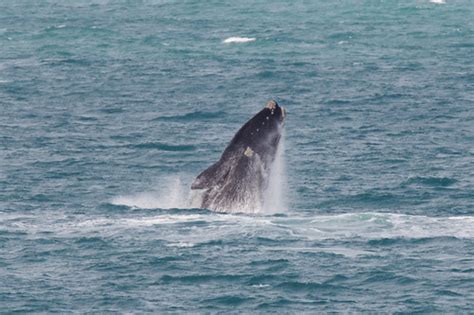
left=131, top=142, right=196, bottom=151
left=152, top=110, right=226, bottom=122
left=223, top=37, right=256, bottom=44
left=401, top=176, right=457, bottom=187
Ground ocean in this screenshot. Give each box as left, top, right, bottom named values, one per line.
left=1, top=0, right=473, bottom=312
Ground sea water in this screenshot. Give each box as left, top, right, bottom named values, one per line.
left=1, top=0, right=473, bottom=312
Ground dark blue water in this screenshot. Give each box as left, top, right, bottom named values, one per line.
left=1, top=0, right=473, bottom=312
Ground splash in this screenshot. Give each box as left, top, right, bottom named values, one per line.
left=263, top=132, right=288, bottom=213
left=111, top=176, right=190, bottom=209
left=112, top=135, right=288, bottom=214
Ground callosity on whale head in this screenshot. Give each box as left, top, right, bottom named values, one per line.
left=191, top=100, right=286, bottom=213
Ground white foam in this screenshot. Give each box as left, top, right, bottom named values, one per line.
left=296, top=213, right=474, bottom=240
left=84, top=213, right=474, bottom=240
left=74, top=215, right=203, bottom=228
left=4, top=209, right=474, bottom=253
left=166, top=242, right=195, bottom=248
left=123, top=214, right=206, bottom=226
left=269, top=246, right=373, bottom=258
left=223, top=37, right=256, bottom=44
left=430, top=0, right=445, bottom=4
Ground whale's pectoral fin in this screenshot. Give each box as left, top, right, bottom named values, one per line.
left=191, top=160, right=230, bottom=190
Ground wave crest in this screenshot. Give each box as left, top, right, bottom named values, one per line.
left=223, top=37, right=256, bottom=44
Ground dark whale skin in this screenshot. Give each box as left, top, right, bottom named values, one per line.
left=191, top=100, right=285, bottom=212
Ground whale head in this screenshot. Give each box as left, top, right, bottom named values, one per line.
left=222, top=99, right=285, bottom=161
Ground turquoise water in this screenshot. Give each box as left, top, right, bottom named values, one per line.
left=1, top=0, right=473, bottom=312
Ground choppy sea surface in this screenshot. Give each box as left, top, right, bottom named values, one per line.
left=1, top=0, right=473, bottom=313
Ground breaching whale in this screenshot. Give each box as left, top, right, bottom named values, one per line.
left=191, top=100, right=286, bottom=212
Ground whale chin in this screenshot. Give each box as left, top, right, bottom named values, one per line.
left=191, top=100, right=285, bottom=213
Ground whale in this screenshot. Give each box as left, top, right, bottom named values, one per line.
left=191, top=100, right=286, bottom=212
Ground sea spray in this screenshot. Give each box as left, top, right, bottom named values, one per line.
left=112, top=176, right=190, bottom=209
left=263, top=132, right=288, bottom=213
